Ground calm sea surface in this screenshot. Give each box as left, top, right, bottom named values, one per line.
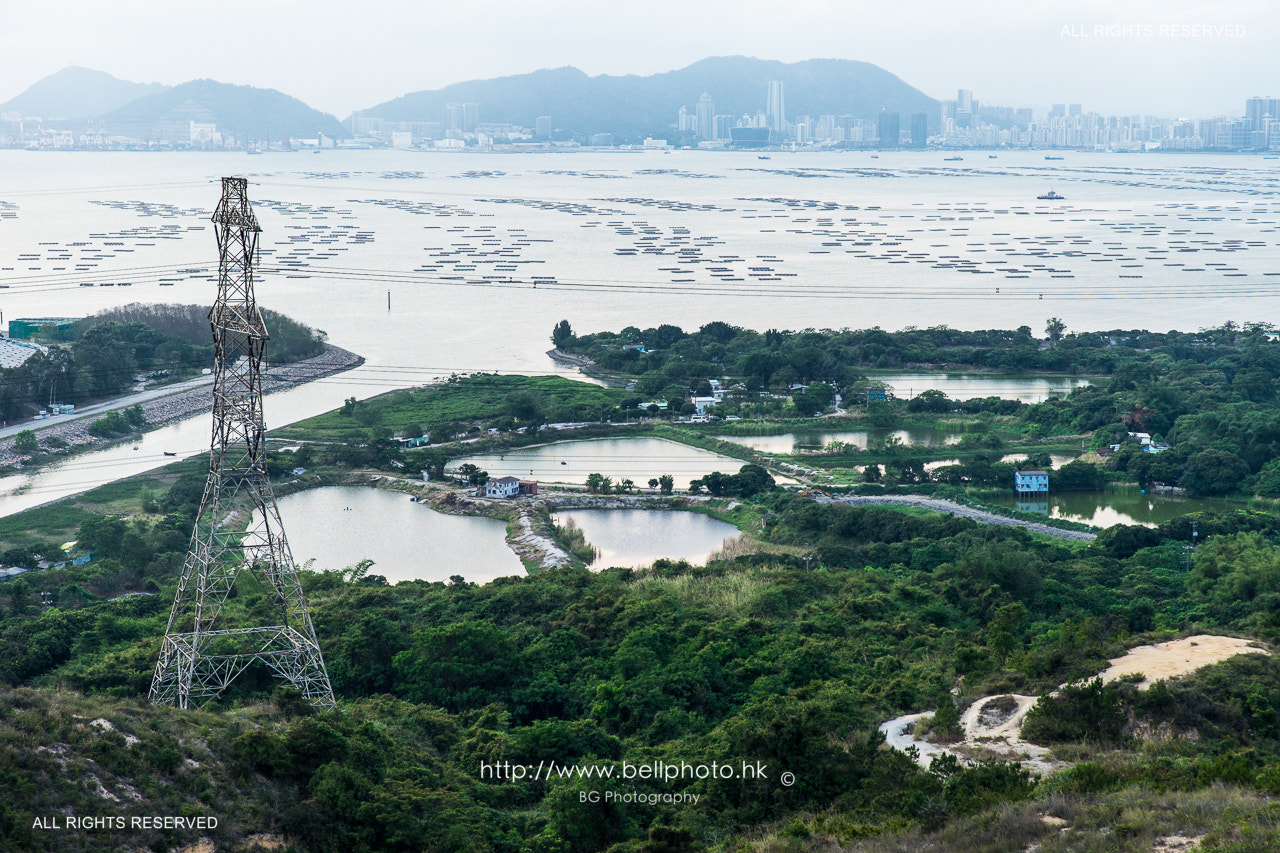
left=1, top=149, right=1276, bottom=509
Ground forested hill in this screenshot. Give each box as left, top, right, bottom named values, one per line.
left=4, top=460, right=1280, bottom=850
left=0, top=304, right=325, bottom=421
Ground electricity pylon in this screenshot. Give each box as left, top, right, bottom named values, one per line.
left=150, top=177, right=334, bottom=711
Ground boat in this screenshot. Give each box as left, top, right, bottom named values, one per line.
left=757, top=155, right=771, bottom=160
left=1037, top=190, right=1066, bottom=200
left=163, top=451, right=177, bottom=457
left=944, top=156, right=963, bottom=161
left=1044, top=155, right=1064, bottom=160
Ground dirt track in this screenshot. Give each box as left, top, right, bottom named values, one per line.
left=881, top=635, right=1270, bottom=774
left=823, top=494, right=1097, bottom=541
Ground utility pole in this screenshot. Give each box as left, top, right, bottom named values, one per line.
left=150, top=177, right=334, bottom=711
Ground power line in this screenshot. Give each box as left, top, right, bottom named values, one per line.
left=6, top=256, right=1280, bottom=301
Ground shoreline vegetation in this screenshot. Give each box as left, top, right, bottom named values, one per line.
left=7, top=319, right=1280, bottom=850
left=0, top=343, right=364, bottom=472
left=0, top=303, right=354, bottom=471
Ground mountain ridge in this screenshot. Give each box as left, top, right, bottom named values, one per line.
left=4, top=57, right=939, bottom=143
left=359, top=55, right=941, bottom=140
left=0, top=66, right=168, bottom=120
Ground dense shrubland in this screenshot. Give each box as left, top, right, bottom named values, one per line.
left=3, top=462, right=1280, bottom=849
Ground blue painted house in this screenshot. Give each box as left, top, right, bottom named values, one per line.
left=1014, top=469, right=1049, bottom=494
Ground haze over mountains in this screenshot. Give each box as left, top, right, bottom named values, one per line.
left=0, top=67, right=168, bottom=120
left=1, top=57, right=939, bottom=144
left=362, top=57, right=940, bottom=138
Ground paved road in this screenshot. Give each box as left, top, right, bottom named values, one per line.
left=0, top=374, right=215, bottom=441
left=820, top=494, right=1097, bottom=541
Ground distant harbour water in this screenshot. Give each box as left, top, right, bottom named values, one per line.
left=1, top=148, right=1276, bottom=506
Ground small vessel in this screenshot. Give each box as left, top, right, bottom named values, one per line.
left=163, top=451, right=177, bottom=456
left=757, top=155, right=771, bottom=160
left=1037, top=189, right=1066, bottom=200
left=944, top=156, right=963, bottom=161
left=1044, top=155, right=1064, bottom=160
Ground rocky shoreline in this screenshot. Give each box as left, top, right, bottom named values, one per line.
left=0, top=344, right=363, bottom=468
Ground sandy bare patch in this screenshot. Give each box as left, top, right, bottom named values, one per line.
left=881, top=694, right=1062, bottom=775
left=1152, top=835, right=1203, bottom=853
left=176, top=842, right=215, bottom=853
left=1099, top=635, right=1268, bottom=690
left=882, top=636, right=1268, bottom=775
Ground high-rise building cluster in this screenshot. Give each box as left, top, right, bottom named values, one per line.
left=6, top=77, right=1279, bottom=152
left=671, top=84, right=1280, bottom=152
left=931, top=90, right=1280, bottom=152
left=675, top=81, right=923, bottom=148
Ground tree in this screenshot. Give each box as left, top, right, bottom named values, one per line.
left=551, top=320, right=574, bottom=349
left=1052, top=460, right=1106, bottom=491
left=931, top=692, right=962, bottom=741
left=657, top=474, right=674, bottom=495
left=986, top=602, right=1026, bottom=664
left=13, top=430, right=38, bottom=457
left=1045, top=317, right=1066, bottom=344
left=393, top=622, right=527, bottom=710
left=1181, top=448, right=1249, bottom=497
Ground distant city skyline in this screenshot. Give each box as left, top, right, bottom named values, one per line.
left=0, top=1, right=1273, bottom=120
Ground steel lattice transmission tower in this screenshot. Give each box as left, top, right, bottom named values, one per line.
left=150, top=177, right=334, bottom=711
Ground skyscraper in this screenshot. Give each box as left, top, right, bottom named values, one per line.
left=697, top=93, right=715, bottom=140
left=877, top=110, right=900, bottom=147
left=956, top=89, right=973, bottom=129
left=1247, top=97, right=1280, bottom=131
left=911, top=113, right=928, bottom=148
left=767, top=81, right=785, bottom=137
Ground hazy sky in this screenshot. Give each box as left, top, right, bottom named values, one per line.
left=1, top=0, right=1274, bottom=119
